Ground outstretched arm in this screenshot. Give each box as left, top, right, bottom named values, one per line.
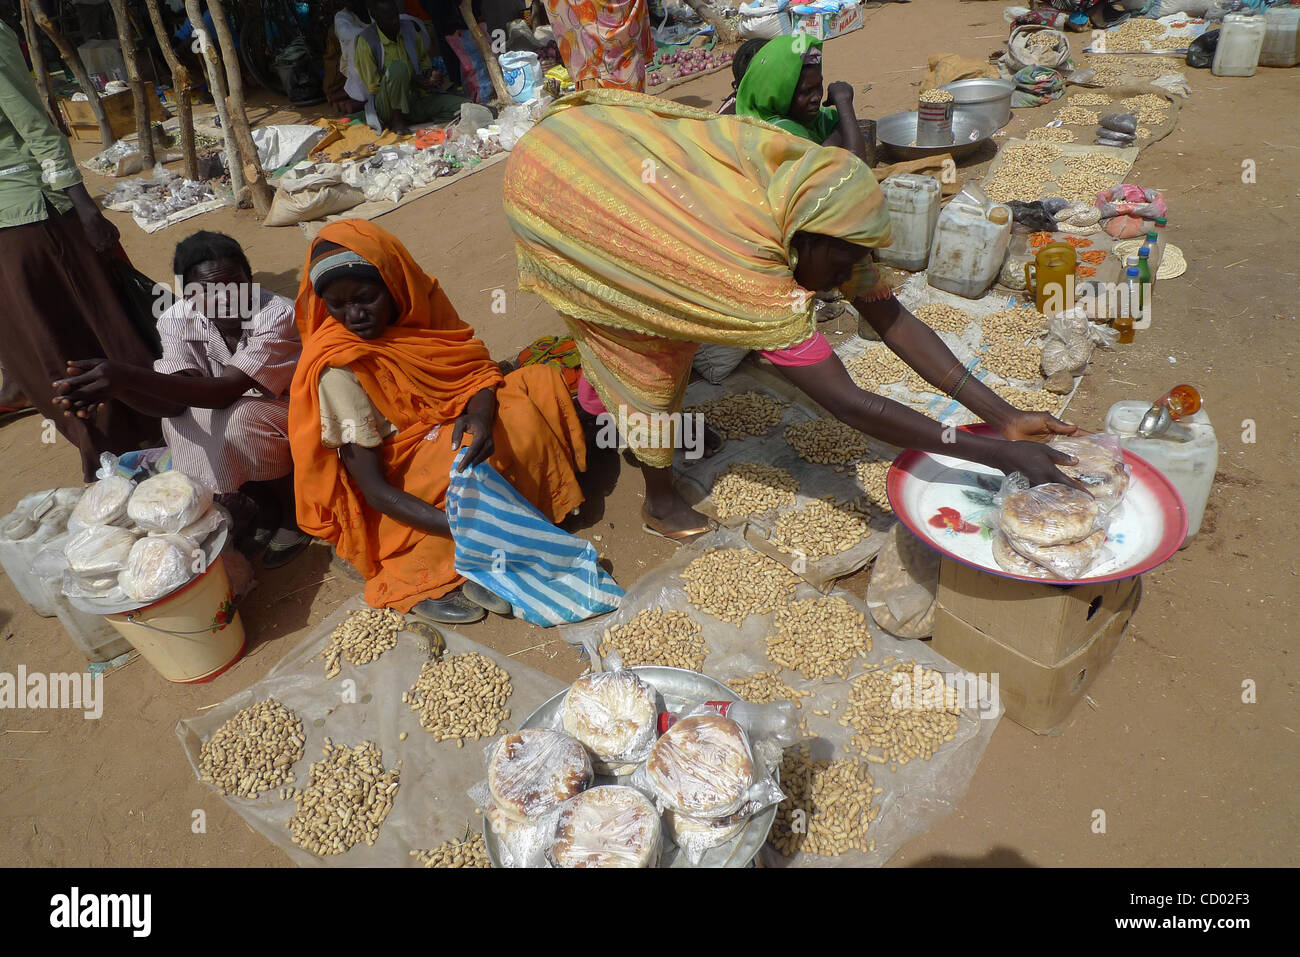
left=339, top=442, right=450, bottom=535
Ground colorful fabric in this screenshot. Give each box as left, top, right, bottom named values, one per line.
left=542, top=0, right=655, bottom=91
left=309, top=248, right=382, bottom=294
left=761, top=331, right=833, bottom=367
left=289, top=220, right=586, bottom=611
left=735, top=35, right=839, bottom=144
left=503, top=90, right=892, bottom=466
left=517, top=335, right=582, bottom=396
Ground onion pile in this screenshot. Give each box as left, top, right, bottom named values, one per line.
left=648, top=47, right=734, bottom=87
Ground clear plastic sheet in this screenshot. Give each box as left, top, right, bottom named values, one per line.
left=69, top=474, right=134, bottom=530
left=175, top=595, right=567, bottom=867
left=63, top=524, right=138, bottom=576
left=127, top=471, right=213, bottom=534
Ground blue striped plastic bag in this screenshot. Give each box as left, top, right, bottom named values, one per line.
left=445, top=449, right=623, bottom=626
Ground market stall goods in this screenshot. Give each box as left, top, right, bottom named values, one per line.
left=1007, top=527, right=1109, bottom=580
left=118, top=534, right=192, bottom=603
left=560, top=670, right=658, bottom=775
left=855, top=459, right=894, bottom=515
left=711, top=461, right=800, bottom=520
left=991, top=529, right=1056, bottom=579
left=63, top=524, right=137, bottom=576
left=322, top=607, right=405, bottom=679
left=663, top=806, right=749, bottom=854
left=411, top=833, right=492, bottom=868
left=287, top=739, right=400, bottom=856
left=769, top=748, right=879, bottom=858
left=545, top=786, right=662, bottom=868
left=198, top=698, right=305, bottom=798
left=727, top=670, right=810, bottom=707
left=980, top=339, right=1044, bottom=381
left=646, top=713, right=755, bottom=817
left=126, top=470, right=211, bottom=533
left=682, top=547, right=798, bottom=624
left=913, top=302, right=976, bottom=335
left=840, top=661, right=961, bottom=769
left=999, top=483, right=1101, bottom=546
left=843, top=349, right=931, bottom=396
left=597, top=608, right=707, bottom=671
left=69, top=474, right=134, bottom=530
left=685, top=390, right=785, bottom=440
left=1049, top=435, right=1131, bottom=514
left=768, top=596, right=873, bottom=681
left=769, top=497, right=872, bottom=561
left=487, top=729, right=593, bottom=822
left=785, top=417, right=875, bottom=465
left=403, top=652, right=513, bottom=744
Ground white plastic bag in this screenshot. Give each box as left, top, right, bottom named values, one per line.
left=128, top=471, right=213, bottom=534
left=993, top=474, right=1111, bottom=579
left=119, top=534, right=196, bottom=603
left=169, top=505, right=225, bottom=549
left=555, top=660, right=659, bottom=775
left=63, top=524, right=139, bottom=576
left=69, top=475, right=134, bottom=531
left=535, top=785, right=663, bottom=868
left=1048, top=433, right=1131, bottom=514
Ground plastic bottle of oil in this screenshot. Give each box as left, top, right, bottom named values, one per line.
left=1113, top=267, right=1139, bottom=343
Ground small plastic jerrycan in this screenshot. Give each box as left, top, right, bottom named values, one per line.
left=1024, top=241, right=1077, bottom=314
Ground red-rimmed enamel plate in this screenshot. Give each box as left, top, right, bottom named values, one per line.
left=886, top=424, right=1188, bottom=585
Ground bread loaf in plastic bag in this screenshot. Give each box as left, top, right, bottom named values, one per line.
left=558, top=660, right=658, bottom=775
left=128, top=471, right=213, bottom=534
left=63, top=524, right=139, bottom=575
left=69, top=475, right=134, bottom=531
left=119, top=534, right=196, bottom=603
left=538, top=785, right=663, bottom=868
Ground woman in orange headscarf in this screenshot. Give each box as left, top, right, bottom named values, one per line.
left=289, top=220, right=587, bottom=624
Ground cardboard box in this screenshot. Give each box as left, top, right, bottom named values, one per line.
left=792, top=2, right=865, bottom=42
left=931, top=578, right=1141, bottom=734
left=58, top=89, right=165, bottom=144
left=936, top=558, right=1140, bottom=665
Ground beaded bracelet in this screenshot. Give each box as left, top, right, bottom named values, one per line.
left=949, top=365, right=975, bottom=401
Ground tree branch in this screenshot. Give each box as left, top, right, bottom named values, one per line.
left=28, top=0, right=116, bottom=146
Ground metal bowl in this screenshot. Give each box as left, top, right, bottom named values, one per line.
left=876, top=110, right=996, bottom=162
left=483, top=665, right=778, bottom=869
left=940, top=77, right=1016, bottom=131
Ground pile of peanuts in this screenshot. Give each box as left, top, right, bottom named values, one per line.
left=682, top=547, right=798, bottom=624
left=769, top=747, right=879, bottom=857
left=1069, top=91, right=1112, bottom=106
left=403, top=652, right=512, bottom=746
left=1024, top=30, right=1062, bottom=50
left=1079, top=54, right=1184, bottom=86
left=686, top=391, right=785, bottom=440
left=840, top=662, right=960, bottom=770
left=982, top=305, right=1049, bottom=345
left=199, top=698, right=305, bottom=798
left=990, top=383, right=1062, bottom=414
left=1101, top=17, right=1185, bottom=52
left=599, top=607, right=708, bottom=671
left=1056, top=104, right=1101, bottom=126
left=411, top=832, right=492, bottom=868
left=980, top=339, right=1045, bottom=382
left=287, top=739, right=400, bottom=856
left=844, top=347, right=931, bottom=395
left=768, top=595, right=872, bottom=680
left=1027, top=126, right=1076, bottom=143
left=322, top=607, right=404, bottom=679
left=912, top=302, right=975, bottom=335
left=982, top=142, right=1062, bottom=203
left=727, top=670, right=810, bottom=707
left=769, top=498, right=872, bottom=561
left=1117, top=94, right=1170, bottom=126
left=854, top=458, right=893, bottom=514
left=711, top=461, right=799, bottom=520
left=784, top=417, right=874, bottom=466
left=1057, top=151, right=1133, bottom=205
left=918, top=87, right=953, bottom=104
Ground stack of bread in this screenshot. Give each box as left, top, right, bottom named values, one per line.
left=544, top=786, right=663, bottom=868
left=482, top=728, right=594, bottom=864
left=992, top=435, right=1130, bottom=580
left=560, top=670, right=658, bottom=776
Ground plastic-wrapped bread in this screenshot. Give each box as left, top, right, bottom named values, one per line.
left=119, top=534, right=195, bottom=603
left=166, top=505, right=225, bottom=549
left=991, top=530, right=1055, bottom=579
left=645, top=713, right=756, bottom=818
left=487, top=729, right=593, bottom=824
left=128, top=471, right=213, bottom=534
left=69, top=475, right=134, bottom=530
left=1048, top=434, right=1131, bottom=514
left=664, top=807, right=750, bottom=860
left=1006, top=527, right=1108, bottom=580
left=545, top=786, right=661, bottom=868
left=998, top=483, right=1100, bottom=546
left=560, top=668, right=658, bottom=775
left=63, top=525, right=138, bottom=576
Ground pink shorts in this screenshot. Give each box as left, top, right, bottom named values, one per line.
left=576, top=333, right=832, bottom=417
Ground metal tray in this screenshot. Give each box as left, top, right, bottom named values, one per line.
left=876, top=110, right=995, bottom=162
left=483, top=666, right=778, bottom=868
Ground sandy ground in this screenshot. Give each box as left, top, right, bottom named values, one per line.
left=1, top=1, right=1296, bottom=867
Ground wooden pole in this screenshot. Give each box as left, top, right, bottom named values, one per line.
left=107, top=0, right=155, bottom=166
left=204, top=0, right=272, bottom=215
left=20, top=1, right=63, bottom=131
left=183, top=0, right=245, bottom=201
left=457, top=0, right=510, bottom=106
left=28, top=0, right=117, bottom=147
left=143, top=0, right=198, bottom=180
left=680, top=0, right=740, bottom=44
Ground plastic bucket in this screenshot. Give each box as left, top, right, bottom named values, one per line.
left=498, top=51, right=540, bottom=103
left=105, top=556, right=245, bottom=683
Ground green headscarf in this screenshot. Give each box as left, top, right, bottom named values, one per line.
left=735, top=34, right=840, bottom=144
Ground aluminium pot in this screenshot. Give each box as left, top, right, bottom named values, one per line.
left=939, top=78, right=1015, bottom=132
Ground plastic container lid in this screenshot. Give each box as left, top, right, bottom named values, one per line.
left=1139, top=247, right=1150, bottom=257
left=1155, top=217, right=1167, bottom=225
left=1126, top=267, right=1140, bottom=277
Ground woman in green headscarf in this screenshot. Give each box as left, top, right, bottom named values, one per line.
left=736, top=34, right=869, bottom=163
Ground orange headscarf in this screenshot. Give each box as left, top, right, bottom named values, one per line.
left=289, top=220, right=505, bottom=566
